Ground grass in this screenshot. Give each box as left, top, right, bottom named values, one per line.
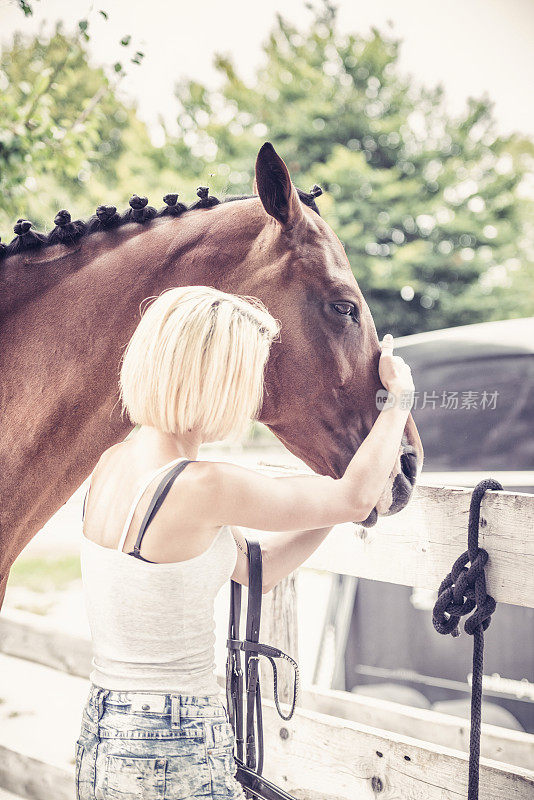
left=13, top=601, right=54, bottom=615
left=7, top=556, right=81, bottom=593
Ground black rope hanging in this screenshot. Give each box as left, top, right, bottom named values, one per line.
left=432, top=477, right=501, bottom=800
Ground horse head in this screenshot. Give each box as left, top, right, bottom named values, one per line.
left=231, top=142, right=423, bottom=525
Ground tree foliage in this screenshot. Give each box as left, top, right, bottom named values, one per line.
left=1, top=5, right=149, bottom=234
left=2, top=0, right=532, bottom=334
left=0, top=22, right=168, bottom=236
left=167, top=0, right=534, bottom=333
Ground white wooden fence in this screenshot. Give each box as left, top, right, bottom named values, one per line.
left=0, top=464, right=533, bottom=799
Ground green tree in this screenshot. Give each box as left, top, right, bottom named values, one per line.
left=0, top=11, right=153, bottom=236
left=166, top=0, right=534, bottom=334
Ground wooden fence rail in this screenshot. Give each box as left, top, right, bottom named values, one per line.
left=254, top=465, right=534, bottom=608
left=0, top=608, right=530, bottom=773
left=249, top=468, right=534, bottom=796
left=0, top=469, right=533, bottom=798
left=0, top=608, right=533, bottom=798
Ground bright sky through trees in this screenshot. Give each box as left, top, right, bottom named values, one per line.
left=1, top=0, right=533, bottom=145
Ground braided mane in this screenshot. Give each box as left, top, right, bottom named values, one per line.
left=0, top=185, right=323, bottom=264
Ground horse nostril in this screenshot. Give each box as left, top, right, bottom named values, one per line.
left=400, top=446, right=417, bottom=485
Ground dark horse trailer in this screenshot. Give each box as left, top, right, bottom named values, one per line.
left=321, top=318, right=534, bottom=732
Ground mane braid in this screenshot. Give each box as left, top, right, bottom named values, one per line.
left=48, top=210, right=86, bottom=246
left=86, top=204, right=122, bottom=233
left=158, top=194, right=188, bottom=217
left=122, top=195, right=157, bottom=224
left=0, top=184, right=322, bottom=265
left=7, top=219, right=48, bottom=256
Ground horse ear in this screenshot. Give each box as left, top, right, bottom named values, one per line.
left=255, top=142, right=304, bottom=229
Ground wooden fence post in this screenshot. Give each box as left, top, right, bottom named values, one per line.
left=260, top=572, right=299, bottom=707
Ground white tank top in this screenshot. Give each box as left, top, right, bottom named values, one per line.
left=80, top=456, right=237, bottom=696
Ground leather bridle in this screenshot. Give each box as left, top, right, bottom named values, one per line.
left=226, top=537, right=300, bottom=799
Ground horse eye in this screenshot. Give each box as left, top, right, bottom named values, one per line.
left=333, top=302, right=356, bottom=317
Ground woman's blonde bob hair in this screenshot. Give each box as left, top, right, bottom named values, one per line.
left=119, top=285, right=281, bottom=443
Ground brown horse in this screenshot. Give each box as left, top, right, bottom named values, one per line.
left=0, top=142, right=423, bottom=609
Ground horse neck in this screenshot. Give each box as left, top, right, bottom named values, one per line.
left=0, top=209, right=262, bottom=597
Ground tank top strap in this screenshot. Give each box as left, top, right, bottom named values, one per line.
left=128, top=458, right=193, bottom=558
left=117, top=456, right=190, bottom=553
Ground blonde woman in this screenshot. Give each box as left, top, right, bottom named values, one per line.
left=77, top=285, right=414, bottom=800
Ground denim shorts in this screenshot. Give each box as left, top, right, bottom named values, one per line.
left=75, top=684, right=246, bottom=799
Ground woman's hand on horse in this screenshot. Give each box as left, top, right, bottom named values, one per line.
left=378, top=333, right=415, bottom=403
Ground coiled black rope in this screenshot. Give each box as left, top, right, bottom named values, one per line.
left=432, top=478, right=502, bottom=800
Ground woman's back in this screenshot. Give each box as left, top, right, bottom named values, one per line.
left=80, top=449, right=237, bottom=695
left=82, top=443, right=224, bottom=562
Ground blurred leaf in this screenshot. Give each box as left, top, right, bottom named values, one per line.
left=17, top=0, right=35, bottom=16
left=120, top=35, right=131, bottom=47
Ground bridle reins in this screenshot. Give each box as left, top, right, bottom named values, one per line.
left=226, top=537, right=299, bottom=799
